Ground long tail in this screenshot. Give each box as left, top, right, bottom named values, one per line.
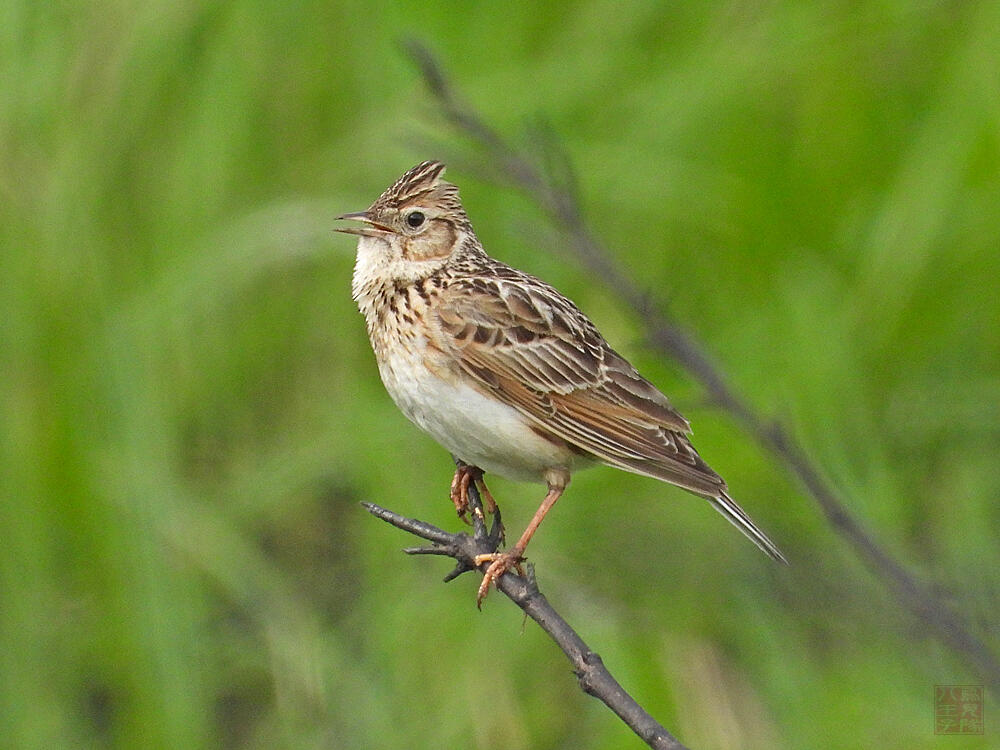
left=708, top=491, right=788, bottom=564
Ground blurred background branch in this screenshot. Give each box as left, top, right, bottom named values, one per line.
left=402, top=38, right=1000, bottom=691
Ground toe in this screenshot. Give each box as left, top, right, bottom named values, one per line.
left=473, top=551, right=524, bottom=607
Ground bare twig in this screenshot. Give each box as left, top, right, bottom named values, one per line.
left=401, top=39, right=1000, bottom=690
left=363, top=471, right=689, bottom=750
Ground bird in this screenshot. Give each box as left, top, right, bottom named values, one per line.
left=337, top=160, right=786, bottom=604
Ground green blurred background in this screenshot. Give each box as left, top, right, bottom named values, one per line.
left=2, top=1, right=997, bottom=748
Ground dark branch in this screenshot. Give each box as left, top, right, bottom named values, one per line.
left=362, top=473, right=690, bottom=750
left=401, top=39, right=1000, bottom=691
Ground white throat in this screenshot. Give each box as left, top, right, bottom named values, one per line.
left=351, top=235, right=450, bottom=325
left=351, top=235, right=390, bottom=322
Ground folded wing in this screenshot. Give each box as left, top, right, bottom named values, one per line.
left=434, top=273, right=724, bottom=497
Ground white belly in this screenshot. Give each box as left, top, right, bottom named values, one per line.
left=377, top=345, right=580, bottom=483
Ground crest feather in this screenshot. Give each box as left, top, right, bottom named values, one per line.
left=369, top=162, right=468, bottom=225
left=373, top=161, right=445, bottom=205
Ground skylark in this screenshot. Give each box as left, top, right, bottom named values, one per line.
left=339, top=161, right=786, bottom=604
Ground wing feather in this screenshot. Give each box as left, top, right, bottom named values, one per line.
left=434, top=275, right=710, bottom=484
left=432, top=270, right=787, bottom=563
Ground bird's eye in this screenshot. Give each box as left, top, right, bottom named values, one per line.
left=405, top=211, right=426, bottom=229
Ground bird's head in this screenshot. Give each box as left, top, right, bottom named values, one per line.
left=339, top=161, right=473, bottom=288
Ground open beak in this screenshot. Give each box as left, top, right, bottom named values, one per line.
left=334, top=211, right=393, bottom=237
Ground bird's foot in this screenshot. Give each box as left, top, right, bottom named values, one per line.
left=473, top=548, right=525, bottom=607
left=449, top=464, right=499, bottom=525
left=476, top=477, right=498, bottom=514
left=449, top=465, right=476, bottom=524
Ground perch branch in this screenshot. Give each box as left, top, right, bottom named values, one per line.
left=363, top=471, right=689, bottom=750
left=401, top=39, right=1000, bottom=690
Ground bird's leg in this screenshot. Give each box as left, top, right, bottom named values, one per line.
left=475, top=476, right=498, bottom=514
left=450, top=463, right=496, bottom=524
left=474, top=483, right=564, bottom=607
left=473, top=476, right=504, bottom=545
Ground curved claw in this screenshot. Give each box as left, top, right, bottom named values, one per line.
left=473, top=549, right=526, bottom=607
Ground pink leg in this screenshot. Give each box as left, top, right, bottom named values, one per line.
left=474, top=484, right=564, bottom=607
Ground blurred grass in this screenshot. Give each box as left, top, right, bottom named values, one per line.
left=2, top=1, right=998, bottom=748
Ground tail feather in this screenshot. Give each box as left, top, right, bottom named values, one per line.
left=708, top=491, right=788, bottom=564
